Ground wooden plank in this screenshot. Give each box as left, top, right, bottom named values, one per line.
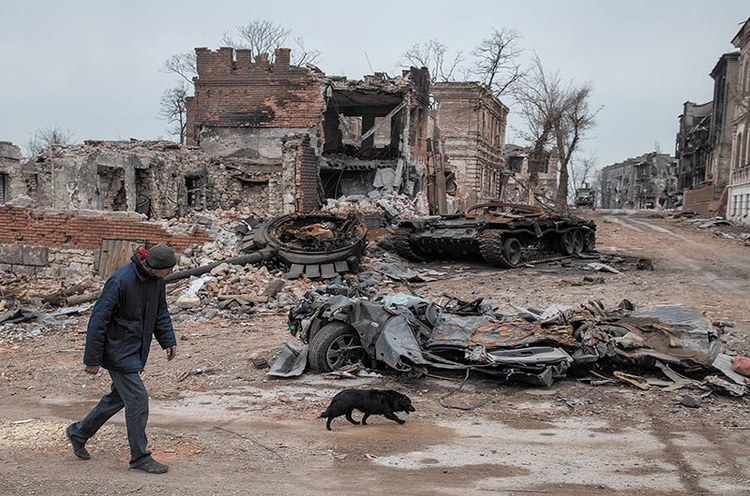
left=99, top=239, right=141, bottom=278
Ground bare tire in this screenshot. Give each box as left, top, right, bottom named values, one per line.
left=308, top=322, right=366, bottom=372
left=502, top=238, right=523, bottom=267
left=572, top=230, right=585, bottom=254
left=558, top=230, right=575, bottom=256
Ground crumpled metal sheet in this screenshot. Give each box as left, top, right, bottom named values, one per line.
left=287, top=291, right=724, bottom=384
left=266, top=343, right=308, bottom=378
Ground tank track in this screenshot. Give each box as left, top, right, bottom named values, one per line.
left=392, top=227, right=424, bottom=261
left=480, top=229, right=588, bottom=268
left=478, top=230, right=515, bottom=268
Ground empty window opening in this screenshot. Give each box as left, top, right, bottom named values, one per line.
left=0, top=173, right=7, bottom=204
left=185, top=176, right=203, bottom=208
left=97, top=166, right=127, bottom=211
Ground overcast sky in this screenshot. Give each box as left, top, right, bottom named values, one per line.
left=1, top=0, right=747, bottom=168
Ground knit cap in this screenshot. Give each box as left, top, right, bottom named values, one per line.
left=145, top=244, right=176, bottom=269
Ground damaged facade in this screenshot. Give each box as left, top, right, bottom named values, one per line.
left=186, top=47, right=431, bottom=221
left=501, top=144, right=559, bottom=204
left=0, top=142, right=24, bottom=205
left=676, top=100, right=713, bottom=194
left=14, top=140, right=260, bottom=219
left=701, top=53, right=740, bottom=216
left=727, top=17, right=750, bottom=226
left=429, top=82, right=508, bottom=212
left=0, top=141, right=221, bottom=277
left=599, top=152, right=678, bottom=209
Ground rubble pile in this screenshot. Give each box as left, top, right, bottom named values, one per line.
left=322, top=192, right=424, bottom=226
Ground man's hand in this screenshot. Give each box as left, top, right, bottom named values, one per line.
left=166, top=345, right=177, bottom=361
left=732, top=355, right=750, bottom=377
left=84, top=365, right=100, bottom=375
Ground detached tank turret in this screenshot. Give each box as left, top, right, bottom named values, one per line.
left=392, top=202, right=596, bottom=268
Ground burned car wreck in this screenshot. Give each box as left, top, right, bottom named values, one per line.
left=273, top=289, right=747, bottom=393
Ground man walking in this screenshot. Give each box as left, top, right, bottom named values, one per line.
left=66, top=244, right=178, bottom=474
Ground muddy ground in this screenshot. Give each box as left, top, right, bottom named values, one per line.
left=1, top=209, right=750, bottom=496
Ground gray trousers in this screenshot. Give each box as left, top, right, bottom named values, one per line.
left=68, top=370, right=151, bottom=466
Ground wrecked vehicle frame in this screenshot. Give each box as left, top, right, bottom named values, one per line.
left=282, top=290, right=743, bottom=390
left=393, top=202, right=597, bottom=268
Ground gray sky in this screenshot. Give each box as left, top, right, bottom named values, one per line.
left=1, top=0, right=747, bottom=169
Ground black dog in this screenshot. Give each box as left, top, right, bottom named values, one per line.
left=320, top=389, right=415, bottom=430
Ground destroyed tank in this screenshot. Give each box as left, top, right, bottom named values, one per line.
left=392, top=202, right=596, bottom=268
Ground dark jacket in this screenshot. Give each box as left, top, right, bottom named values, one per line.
left=84, top=253, right=176, bottom=373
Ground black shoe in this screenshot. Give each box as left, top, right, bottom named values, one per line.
left=66, top=424, right=91, bottom=460
left=130, top=458, right=169, bottom=474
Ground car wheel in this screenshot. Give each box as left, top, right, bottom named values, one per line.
left=308, top=322, right=366, bottom=372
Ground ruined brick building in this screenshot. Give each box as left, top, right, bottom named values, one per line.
left=727, top=17, right=750, bottom=226
left=186, top=47, right=431, bottom=219
left=429, top=82, right=508, bottom=211
left=676, top=17, right=750, bottom=224
left=0, top=142, right=24, bottom=204
left=599, top=152, right=678, bottom=210
left=676, top=42, right=743, bottom=218
left=676, top=100, right=713, bottom=194
left=501, top=144, right=559, bottom=204
left=0, top=47, right=518, bottom=278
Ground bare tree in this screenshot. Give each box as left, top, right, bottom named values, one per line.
left=401, top=39, right=465, bottom=83
left=554, top=84, right=599, bottom=206
left=471, top=27, right=525, bottom=96
left=569, top=155, right=598, bottom=190
left=514, top=56, right=598, bottom=208
left=513, top=56, right=567, bottom=206
left=222, top=19, right=289, bottom=59
left=221, top=19, right=320, bottom=66
left=158, top=82, right=189, bottom=144
left=25, top=125, right=74, bottom=156
left=160, top=19, right=321, bottom=143
left=162, top=53, right=197, bottom=86
left=289, top=36, right=321, bottom=66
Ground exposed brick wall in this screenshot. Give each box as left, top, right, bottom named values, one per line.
left=188, top=47, right=325, bottom=145
left=407, top=67, right=431, bottom=165
left=432, top=82, right=508, bottom=208
left=0, top=206, right=213, bottom=253
left=297, top=135, right=321, bottom=212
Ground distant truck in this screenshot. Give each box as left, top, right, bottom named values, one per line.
left=574, top=186, right=596, bottom=209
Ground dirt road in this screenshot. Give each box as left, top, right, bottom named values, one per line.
left=1, top=209, right=749, bottom=496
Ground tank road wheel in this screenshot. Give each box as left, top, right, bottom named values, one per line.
left=558, top=230, right=576, bottom=256
left=479, top=231, right=515, bottom=268
left=572, top=230, right=585, bottom=254
left=392, top=227, right=423, bottom=261
left=308, top=322, right=366, bottom=372
left=502, top=238, right=523, bottom=267
left=583, top=230, right=596, bottom=252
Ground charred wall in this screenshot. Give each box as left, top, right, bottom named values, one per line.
left=189, top=47, right=324, bottom=146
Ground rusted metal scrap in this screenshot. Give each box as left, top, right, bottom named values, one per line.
left=248, top=211, right=368, bottom=279
left=392, top=202, right=597, bottom=268
left=277, top=289, right=734, bottom=391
